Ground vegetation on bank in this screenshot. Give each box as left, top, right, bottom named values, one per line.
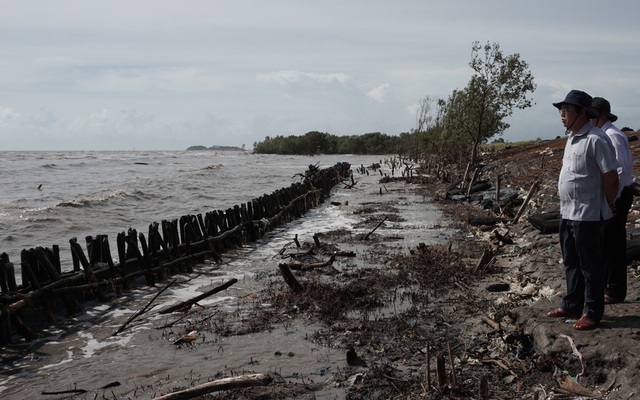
left=254, top=41, right=536, bottom=169
left=253, top=131, right=409, bottom=155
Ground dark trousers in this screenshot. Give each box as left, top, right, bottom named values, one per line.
left=559, top=219, right=604, bottom=320
left=603, top=185, right=634, bottom=301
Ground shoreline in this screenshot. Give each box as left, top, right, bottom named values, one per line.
left=3, top=143, right=640, bottom=399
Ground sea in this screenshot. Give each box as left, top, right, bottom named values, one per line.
left=0, top=150, right=449, bottom=399
left=0, top=151, right=384, bottom=275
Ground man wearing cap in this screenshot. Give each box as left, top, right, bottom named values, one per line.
left=547, top=90, right=619, bottom=330
left=591, top=97, right=634, bottom=304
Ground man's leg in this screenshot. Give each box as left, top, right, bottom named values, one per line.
left=575, top=220, right=604, bottom=320
left=604, top=186, right=633, bottom=301
left=560, top=219, right=584, bottom=314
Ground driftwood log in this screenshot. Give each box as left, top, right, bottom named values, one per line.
left=152, top=373, right=273, bottom=400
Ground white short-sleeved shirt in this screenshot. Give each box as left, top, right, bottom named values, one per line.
left=558, top=122, right=619, bottom=221
left=602, top=121, right=634, bottom=196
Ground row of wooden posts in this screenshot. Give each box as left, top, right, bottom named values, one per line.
left=0, top=162, right=352, bottom=345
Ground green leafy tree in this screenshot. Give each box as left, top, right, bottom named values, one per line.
left=445, top=41, right=536, bottom=167
left=337, top=135, right=364, bottom=154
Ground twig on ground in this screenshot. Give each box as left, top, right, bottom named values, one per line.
left=364, top=216, right=388, bottom=240
left=113, top=279, right=176, bottom=336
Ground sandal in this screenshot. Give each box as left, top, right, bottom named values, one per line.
left=545, top=308, right=580, bottom=318
left=573, top=315, right=599, bottom=330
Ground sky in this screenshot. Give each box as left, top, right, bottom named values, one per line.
left=1, top=1, right=640, bottom=151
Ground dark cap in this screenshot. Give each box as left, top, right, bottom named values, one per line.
left=553, top=90, right=599, bottom=119
left=591, top=97, right=618, bottom=122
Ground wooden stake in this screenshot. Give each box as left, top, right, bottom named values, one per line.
left=479, top=376, right=489, bottom=399
left=462, top=161, right=472, bottom=188
left=512, top=179, right=540, bottom=224
left=436, top=353, right=447, bottom=389
left=466, top=168, right=479, bottom=198
left=474, top=249, right=494, bottom=274
left=425, top=345, right=431, bottom=392
left=447, top=341, right=457, bottom=387
left=278, top=264, right=304, bottom=293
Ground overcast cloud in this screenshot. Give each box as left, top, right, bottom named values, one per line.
left=1, top=0, right=640, bottom=151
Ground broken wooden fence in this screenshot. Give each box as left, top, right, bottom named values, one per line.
left=0, top=162, right=351, bottom=345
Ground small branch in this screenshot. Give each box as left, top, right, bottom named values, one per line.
left=159, top=278, right=238, bottom=314
left=481, top=359, right=516, bottom=377
left=289, top=247, right=315, bottom=260
left=113, top=279, right=176, bottom=336
left=363, top=216, right=388, bottom=240
left=480, top=315, right=500, bottom=331
left=287, top=255, right=336, bottom=271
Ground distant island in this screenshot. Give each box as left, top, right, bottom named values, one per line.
left=186, top=145, right=246, bottom=151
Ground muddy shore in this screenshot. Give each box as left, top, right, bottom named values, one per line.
left=198, top=136, right=640, bottom=400
left=4, top=138, right=640, bottom=399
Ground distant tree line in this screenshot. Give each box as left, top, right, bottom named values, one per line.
left=253, top=131, right=415, bottom=155
left=187, top=144, right=246, bottom=151
left=253, top=41, right=536, bottom=172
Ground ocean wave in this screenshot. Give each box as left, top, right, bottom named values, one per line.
left=57, top=188, right=135, bottom=208
left=0, top=204, right=48, bottom=223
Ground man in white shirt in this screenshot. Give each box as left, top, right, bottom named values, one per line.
left=547, top=90, right=619, bottom=330
left=591, top=97, right=634, bottom=304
